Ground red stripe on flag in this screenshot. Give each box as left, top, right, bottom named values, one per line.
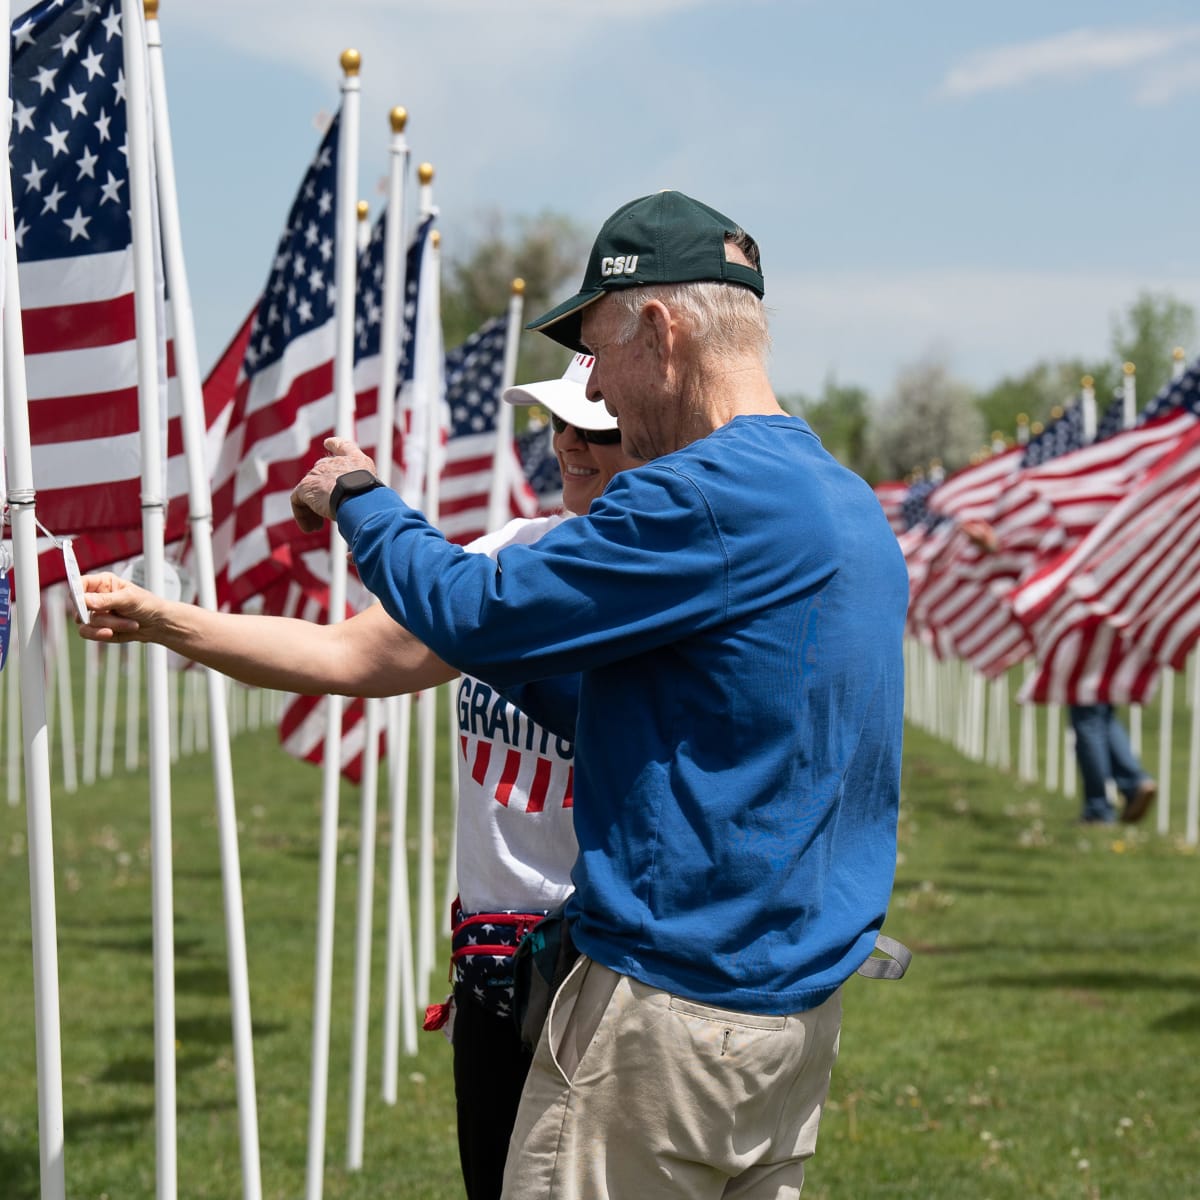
left=27, top=386, right=140, bottom=443
left=563, top=766, right=573, bottom=809
left=20, top=293, right=136, bottom=354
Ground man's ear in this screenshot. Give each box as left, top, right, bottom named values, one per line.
left=640, top=299, right=674, bottom=371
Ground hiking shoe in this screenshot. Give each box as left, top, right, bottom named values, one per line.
left=1120, top=779, right=1157, bottom=824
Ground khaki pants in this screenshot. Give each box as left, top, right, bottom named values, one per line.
left=501, top=956, right=842, bottom=1200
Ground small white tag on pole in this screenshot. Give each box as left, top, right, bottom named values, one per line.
left=62, top=538, right=90, bottom=625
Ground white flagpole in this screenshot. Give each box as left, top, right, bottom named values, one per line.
left=123, top=3, right=178, bottom=1194
left=415, top=171, right=443, bottom=1009
left=51, top=595, right=78, bottom=792
left=1080, top=374, right=1096, bottom=446
left=4, top=116, right=68, bottom=1200
left=376, top=106, right=419, bottom=1097
left=485, top=280, right=526, bottom=532
left=306, top=48, right=362, bottom=1200
left=6, top=619, right=20, bottom=806
left=347, top=687, right=379, bottom=1171
left=125, top=639, right=142, bottom=771
left=143, top=5, right=263, bottom=1195
left=1119, top=362, right=1145, bottom=758
left=346, top=194, right=380, bottom=1169
left=100, top=639, right=120, bottom=778
left=1157, top=348, right=1188, bottom=833
left=82, top=638, right=100, bottom=784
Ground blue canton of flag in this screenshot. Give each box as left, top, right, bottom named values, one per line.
left=900, top=477, right=938, bottom=531
left=1093, top=392, right=1129, bottom=443
left=12, top=0, right=128, bottom=261
left=445, top=317, right=507, bottom=440
left=1021, top=401, right=1085, bottom=468
left=1137, top=356, right=1200, bottom=425
left=354, top=211, right=386, bottom=364
left=516, top=425, right=562, bottom=510
left=243, top=115, right=339, bottom=375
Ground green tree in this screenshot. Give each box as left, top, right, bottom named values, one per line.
left=440, top=209, right=590, bottom=393
left=781, top=376, right=876, bottom=480
left=1109, top=290, right=1196, bottom=408
left=869, top=356, right=985, bottom=480
left=976, top=356, right=1114, bottom=443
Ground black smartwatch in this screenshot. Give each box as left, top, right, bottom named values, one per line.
left=329, top=468, right=385, bottom=518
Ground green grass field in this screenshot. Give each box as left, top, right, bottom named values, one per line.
left=3, top=687, right=1200, bottom=1199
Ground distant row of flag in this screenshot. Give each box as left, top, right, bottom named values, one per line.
left=876, top=359, right=1200, bottom=706
left=7, top=0, right=567, bottom=777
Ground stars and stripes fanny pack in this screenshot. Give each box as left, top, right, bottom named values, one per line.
left=424, top=898, right=548, bottom=1030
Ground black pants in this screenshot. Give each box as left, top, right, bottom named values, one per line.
left=452, top=982, right=533, bottom=1200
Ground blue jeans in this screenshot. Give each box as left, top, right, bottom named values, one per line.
left=1068, top=704, right=1148, bottom=822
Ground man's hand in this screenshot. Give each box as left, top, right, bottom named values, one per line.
left=290, top=437, right=379, bottom=533
left=76, top=572, right=163, bottom=643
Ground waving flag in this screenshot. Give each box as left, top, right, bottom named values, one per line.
left=207, top=115, right=341, bottom=612
left=517, top=423, right=563, bottom=515
left=11, top=0, right=156, bottom=541
left=439, top=317, right=538, bottom=544
left=1013, top=422, right=1200, bottom=704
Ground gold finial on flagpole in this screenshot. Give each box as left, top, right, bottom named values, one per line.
left=357, top=200, right=369, bottom=222
left=144, top=0, right=159, bottom=17
left=1031, top=421, right=1045, bottom=436
left=418, top=162, right=434, bottom=185
left=1173, top=346, right=1186, bottom=361
left=431, top=230, right=441, bottom=249
left=1080, top=375, right=1093, bottom=390
left=341, top=49, right=362, bottom=77
left=1123, top=361, right=1135, bottom=376
left=1050, top=405, right=1064, bottom=419
left=512, top=278, right=526, bottom=296
left=390, top=107, right=408, bottom=133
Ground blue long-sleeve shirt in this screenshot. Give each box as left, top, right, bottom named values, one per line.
left=340, top=414, right=908, bottom=1013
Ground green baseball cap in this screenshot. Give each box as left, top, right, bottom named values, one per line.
left=527, top=190, right=764, bottom=352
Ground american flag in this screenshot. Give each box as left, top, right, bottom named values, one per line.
left=1013, top=421, right=1200, bottom=704
left=208, top=114, right=341, bottom=613
left=872, top=481, right=909, bottom=535
left=1020, top=401, right=1084, bottom=468
left=1139, top=354, right=1200, bottom=424
left=516, top=423, right=563, bottom=515
left=10, top=0, right=158, bottom=579
left=439, top=317, right=538, bottom=545
left=353, top=209, right=427, bottom=482
left=274, top=211, right=431, bottom=781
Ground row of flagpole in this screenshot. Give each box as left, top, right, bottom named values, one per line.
left=902, top=348, right=1200, bottom=844
left=904, top=638, right=1200, bottom=839
left=5, top=2, right=541, bottom=1195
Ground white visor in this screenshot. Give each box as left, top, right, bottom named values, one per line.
left=501, top=352, right=617, bottom=431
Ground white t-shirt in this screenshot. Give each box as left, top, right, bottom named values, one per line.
left=454, top=516, right=578, bottom=913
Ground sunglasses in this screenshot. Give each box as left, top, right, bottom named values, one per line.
left=548, top=413, right=623, bottom=445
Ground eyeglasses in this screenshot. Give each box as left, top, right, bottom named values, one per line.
left=548, top=413, right=622, bottom=445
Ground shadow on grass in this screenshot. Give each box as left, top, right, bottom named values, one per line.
left=970, top=968, right=1200, bottom=994
left=132, top=1014, right=287, bottom=1045
left=97, top=1052, right=213, bottom=1086
left=65, top=1098, right=233, bottom=1137
left=0, top=1144, right=39, bottom=1200
left=1152, top=1001, right=1200, bottom=1033
left=64, top=934, right=206, bottom=957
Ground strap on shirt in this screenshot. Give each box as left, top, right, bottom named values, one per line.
left=854, top=932, right=912, bottom=980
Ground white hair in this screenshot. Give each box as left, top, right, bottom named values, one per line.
left=607, top=281, right=771, bottom=364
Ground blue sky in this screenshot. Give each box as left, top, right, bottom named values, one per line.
left=49, top=1, right=1200, bottom=400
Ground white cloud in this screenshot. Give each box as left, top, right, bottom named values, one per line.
left=764, top=268, right=1200, bottom=398
left=939, top=26, right=1200, bottom=99
left=1134, top=58, right=1200, bottom=105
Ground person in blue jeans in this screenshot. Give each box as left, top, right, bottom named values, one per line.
left=1069, top=704, right=1156, bottom=824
